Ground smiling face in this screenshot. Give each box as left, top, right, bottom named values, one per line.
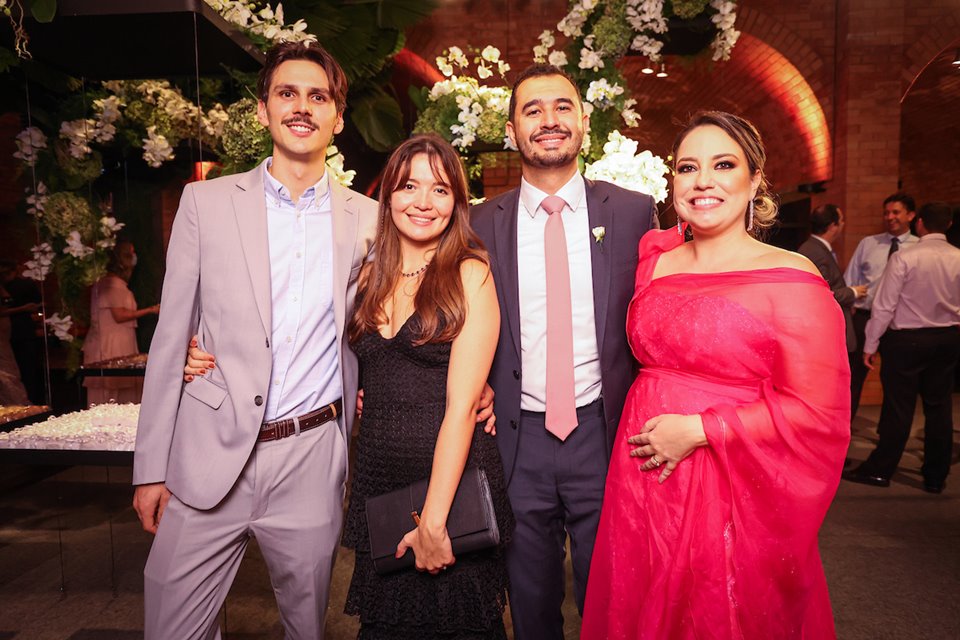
left=883, top=200, right=915, bottom=236
left=673, top=124, right=761, bottom=237
left=506, top=74, right=587, bottom=171
left=390, top=153, right=455, bottom=252
left=257, top=59, right=343, bottom=165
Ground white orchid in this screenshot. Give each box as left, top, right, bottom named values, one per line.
left=709, top=0, right=740, bottom=61
left=142, top=126, right=175, bottom=167
left=325, top=145, right=356, bottom=188
left=585, top=79, right=625, bottom=107
left=45, top=313, right=74, bottom=342
left=584, top=131, right=670, bottom=203
left=481, top=46, right=502, bottom=63
left=620, top=98, right=641, bottom=128
left=447, top=46, right=469, bottom=69
left=579, top=47, right=604, bottom=71
left=548, top=50, right=569, bottom=67
left=25, top=181, right=48, bottom=217
left=63, top=231, right=94, bottom=259
left=23, top=243, right=55, bottom=281
left=436, top=57, right=454, bottom=77
left=13, top=126, right=48, bottom=166
left=59, top=119, right=95, bottom=159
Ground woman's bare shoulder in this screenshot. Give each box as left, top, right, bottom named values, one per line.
left=755, top=245, right=820, bottom=276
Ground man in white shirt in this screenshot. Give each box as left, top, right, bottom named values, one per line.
left=844, top=193, right=919, bottom=419
left=843, top=202, right=960, bottom=493
left=797, top=204, right=867, bottom=351
left=470, top=64, right=658, bottom=639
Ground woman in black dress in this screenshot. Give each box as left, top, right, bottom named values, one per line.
left=342, top=133, right=513, bottom=639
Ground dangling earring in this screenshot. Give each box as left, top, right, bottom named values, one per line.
left=747, top=199, right=755, bottom=232
left=676, top=216, right=683, bottom=237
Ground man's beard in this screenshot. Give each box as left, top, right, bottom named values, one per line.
left=517, top=128, right=583, bottom=168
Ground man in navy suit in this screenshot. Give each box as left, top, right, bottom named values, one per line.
left=470, top=64, right=658, bottom=640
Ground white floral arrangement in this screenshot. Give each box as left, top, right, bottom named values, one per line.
left=549, top=0, right=740, bottom=65
left=413, top=46, right=513, bottom=151
left=0, top=402, right=141, bottom=451
left=584, top=131, right=669, bottom=203
left=204, top=1, right=315, bottom=44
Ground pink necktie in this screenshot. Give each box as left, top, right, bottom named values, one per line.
left=541, top=195, right=578, bottom=440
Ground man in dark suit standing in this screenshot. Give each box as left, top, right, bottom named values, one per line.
left=470, top=64, right=658, bottom=639
left=797, top=204, right=867, bottom=353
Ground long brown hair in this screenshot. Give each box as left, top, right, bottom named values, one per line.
left=348, top=133, right=488, bottom=345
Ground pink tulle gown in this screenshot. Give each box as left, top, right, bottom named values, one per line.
left=581, top=229, right=851, bottom=640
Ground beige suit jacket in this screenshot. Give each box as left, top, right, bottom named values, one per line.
left=133, top=166, right=378, bottom=509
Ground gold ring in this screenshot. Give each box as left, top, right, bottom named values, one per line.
left=651, top=455, right=663, bottom=467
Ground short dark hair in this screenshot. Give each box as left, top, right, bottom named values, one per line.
left=883, top=192, right=915, bottom=213
left=508, top=63, right=582, bottom=123
left=917, top=201, right=953, bottom=233
left=810, top=204, right=841, bottom=235
left=257, top=41, right=348, bottom=113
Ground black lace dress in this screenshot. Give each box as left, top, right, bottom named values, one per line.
left=343, top=314, right=514, bottom=640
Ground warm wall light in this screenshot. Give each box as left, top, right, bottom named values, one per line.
left=656, top=64, right=668, bottom=78
left=953, top=49, right=960, bottom=65
left=192, top=161, right=221, bottom=182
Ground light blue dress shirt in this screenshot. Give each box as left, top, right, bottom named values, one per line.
left=843, top=230, right=918, bottom=311
left=261, top=159, right=341, bottom=422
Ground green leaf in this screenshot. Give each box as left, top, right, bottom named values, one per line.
left=407, top=85, right=427, bottom=113
left=29, top=0, right=58, bottom=23
left=349, top=87, right=404, bottom=152
left=0, top=46, right=19, bottom=73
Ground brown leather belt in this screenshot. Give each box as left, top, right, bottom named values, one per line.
left=258, top=399, right=342, bottom=442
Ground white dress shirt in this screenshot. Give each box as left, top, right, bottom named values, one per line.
left=261, top=159, right=341, bottom=422
left=844, top=230, right=918, bottom=310
left=517, top=172, right=602, bottom=412
left=864, top=233, right=960, bottom=353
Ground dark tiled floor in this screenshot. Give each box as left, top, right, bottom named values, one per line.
left=0, top=398, right=957, bottom=639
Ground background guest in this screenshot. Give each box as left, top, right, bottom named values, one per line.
left=797, top=204, right=867, bottom=352
left=0, top=261, right=36, bottom=405
left=83, top=241, right=159, bottom=405
left=843, top=202, right=960, bottom=493
left=844, top=193, right=919, bottom=420
left=3, top=260, right=45, bottom=404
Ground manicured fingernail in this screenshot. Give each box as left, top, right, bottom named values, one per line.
left=186, top=376, right=193, bottom=382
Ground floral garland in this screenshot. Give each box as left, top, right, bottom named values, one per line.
left=555, top=0, right=740, bottom=64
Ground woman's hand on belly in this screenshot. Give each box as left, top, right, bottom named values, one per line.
left=627, top=413, right=708, bottom=483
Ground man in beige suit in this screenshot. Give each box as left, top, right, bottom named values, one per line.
left=132, top=41, right=377, bottom=639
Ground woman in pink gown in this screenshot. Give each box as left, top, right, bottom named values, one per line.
left=581, top=112, right=850, bottom=639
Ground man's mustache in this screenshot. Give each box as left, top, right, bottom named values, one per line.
left=282, top=116, right=316, bottom=129
left=530, top=128, right=572, bottom=142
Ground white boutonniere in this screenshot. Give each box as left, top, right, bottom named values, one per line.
left=592, top=225, right=606, bottom=250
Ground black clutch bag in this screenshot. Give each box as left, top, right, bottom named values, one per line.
left=365, top=466, right=500, bottom=575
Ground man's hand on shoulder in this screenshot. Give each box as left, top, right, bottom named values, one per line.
left=133, top=482, right=172, bottom=534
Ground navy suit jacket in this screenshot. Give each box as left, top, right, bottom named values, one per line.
left=470, top=179, right=658, bottom=484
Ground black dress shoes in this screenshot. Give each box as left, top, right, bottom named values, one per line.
left=923, top=480, right=945, bottom=494
left=842, top=468, right=890, bottom=488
